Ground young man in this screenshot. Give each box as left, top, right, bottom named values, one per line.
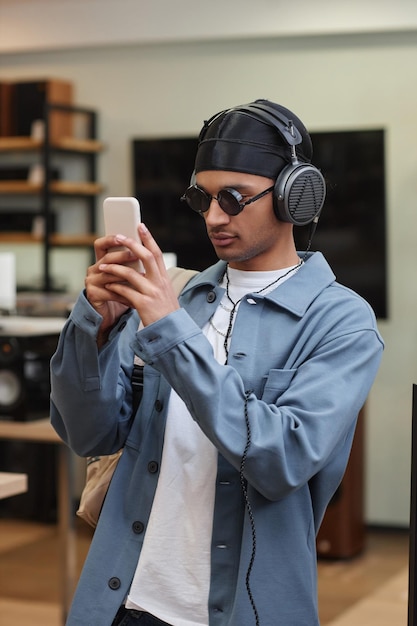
left=50, top=99, right=384, bottom=626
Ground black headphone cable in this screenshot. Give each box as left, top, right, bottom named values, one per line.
left=240, top=389, right=260, bottom=626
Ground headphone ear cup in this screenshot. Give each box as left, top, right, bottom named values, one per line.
left=273, top=163, right=326, bottom=226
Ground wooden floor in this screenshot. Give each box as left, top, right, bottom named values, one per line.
left=0, top=519, right=410, bottom=625
left=318, top=528, right=409, bottom=623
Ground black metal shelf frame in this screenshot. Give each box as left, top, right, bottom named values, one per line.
left=42, top=103, right=99, bottom=291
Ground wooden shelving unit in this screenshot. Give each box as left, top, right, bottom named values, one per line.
left=0, top=180, right=103, bottom=195
left=0, top=103, right=104, bottom=291
left=0, top=137, right=103, bottom=153
left=0, top=232, right=97, bottom=245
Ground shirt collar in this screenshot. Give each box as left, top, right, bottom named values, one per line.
left=183, top=252, right=336, bottom=319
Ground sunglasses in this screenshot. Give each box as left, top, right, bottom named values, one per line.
left=180, top=184, right=274, bottom=216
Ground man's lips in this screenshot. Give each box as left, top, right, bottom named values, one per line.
left=209, top=232, right=237, bottom=246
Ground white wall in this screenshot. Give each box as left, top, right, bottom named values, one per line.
left=1, top=0, right=417, bottom=52
left=1, top=3, right=417, bottom=526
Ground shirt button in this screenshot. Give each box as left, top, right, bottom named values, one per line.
left=132, top=521, right=144, bottom=534
left=108, top=577, right=121, bottom=590
left=148, top=461, right=159, bottom=474
left=207, top=291, right=216, bottom=303
left=154, top=399, right=163, bottom=412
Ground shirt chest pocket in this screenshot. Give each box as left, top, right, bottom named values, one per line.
left=261, top=368, right=297, bottom=404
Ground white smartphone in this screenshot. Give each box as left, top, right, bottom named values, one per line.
left=103, top=196, right=144, bottom=273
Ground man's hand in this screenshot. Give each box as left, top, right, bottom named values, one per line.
left=89, top=223, right=180, bottom=338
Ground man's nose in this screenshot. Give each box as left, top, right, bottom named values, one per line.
left=203, top=197, right=230, bottom=226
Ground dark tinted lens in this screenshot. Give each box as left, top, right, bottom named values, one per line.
left=217, top=188, right=243, bottom=215
left=183, top=186, right=211, bottom=213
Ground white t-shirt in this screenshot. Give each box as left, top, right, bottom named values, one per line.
left=126, top=265, right=301, bottom=625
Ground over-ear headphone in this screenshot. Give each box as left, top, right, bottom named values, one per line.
left=196, top=101, right=326, bottom=226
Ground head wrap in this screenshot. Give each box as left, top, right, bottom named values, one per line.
left=194, top=99, right=313, bottom=180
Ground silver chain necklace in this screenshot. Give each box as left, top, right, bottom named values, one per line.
left=208, top=317, right=228, bottom=337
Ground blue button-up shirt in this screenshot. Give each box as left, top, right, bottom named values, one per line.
left=51, top=252, right=383, bottom=625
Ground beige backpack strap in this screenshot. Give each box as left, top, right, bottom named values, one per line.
left=166, top=266, right=199, bottom=294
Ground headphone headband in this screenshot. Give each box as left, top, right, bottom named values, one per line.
left=200, top=102, right=303, bottom=149
left=237, top=103, right=303, bottom=146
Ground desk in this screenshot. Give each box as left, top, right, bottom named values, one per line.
left=0, top=316, right=66, bottom=336
left=0, top=419, right=75, bottom=625
left=0, top=472, right=27, bottom=499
